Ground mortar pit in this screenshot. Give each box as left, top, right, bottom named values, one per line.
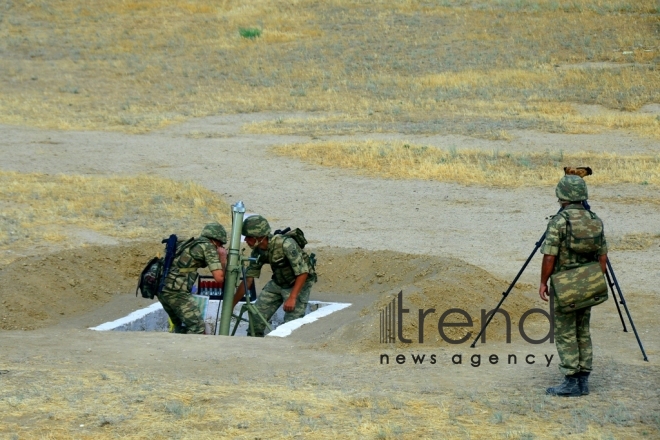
left=89, top=298, right=351, bottom=337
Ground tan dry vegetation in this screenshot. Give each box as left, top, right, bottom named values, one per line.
left=2, top=366, right=654, bottom=439
left=0, top=171, right=230, bottom=262
left=603, top=195, right=660, bottom=205
left=608, top=232, right=660, bottom=251
left=273, top=141, right=660, bottom=187
left=1, top=0, right=658, bottom=137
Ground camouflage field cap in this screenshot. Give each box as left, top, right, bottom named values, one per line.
left=555, top=175, right=588, bottom=202
left=200, top=222, right=227, bottom=243
left=242, top=215, right=271, bottom=238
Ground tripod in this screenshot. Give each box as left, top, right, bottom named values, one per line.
left=470, top=211, right=648, bottom=362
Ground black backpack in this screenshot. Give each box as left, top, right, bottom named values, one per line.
left=136, top=235, right=194, bottom=299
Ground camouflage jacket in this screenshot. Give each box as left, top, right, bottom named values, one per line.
left=540, top=204, right=608, bottom=274
left=245, top=234, right=316, bottom=287
left=163, top=237, right=222, bottom=292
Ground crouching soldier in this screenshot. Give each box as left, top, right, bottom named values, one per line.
left=159, top=222, right=227, bottom=334
left=232, top=215, right=316, bottom=337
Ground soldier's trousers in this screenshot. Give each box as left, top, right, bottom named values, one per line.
left=248, top=279, right=313, bottom=337
left=158, top=288, right=205, bottom=334
left=553, top=295, right=593, bottom=376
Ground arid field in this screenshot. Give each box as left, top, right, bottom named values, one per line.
left=0, top=1, right=659, bottom=439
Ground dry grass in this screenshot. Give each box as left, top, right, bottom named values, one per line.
left=0, top=171, right=230, bottom=256
left=273, top=141, right=660, bottom=187
left=603, top=195, right=660, bottom=206
left=1, top=0, right=658, bottom=138
left=0, top=367, right=656, bottom=439
left=609, top=232, right=660, bottom=251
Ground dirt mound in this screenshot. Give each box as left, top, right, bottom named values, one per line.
left=0, top=242, right=161, bottom=330
left=312, top=248, right=545, bottom=352
left=0, top=244, right=546, bottom=349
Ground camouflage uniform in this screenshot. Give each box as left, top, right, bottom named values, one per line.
left=245, top=234, right=317, bottom=337
left=159, top=226, right=225, bottom=334
left=541, top=203, right=608, bottom=376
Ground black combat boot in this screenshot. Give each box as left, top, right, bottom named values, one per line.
left=577, top=372, right=590, bottom=395
left=546, top=375, right=581, bottom=397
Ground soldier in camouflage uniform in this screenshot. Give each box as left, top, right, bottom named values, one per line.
left=159, top=222, right=227, bottom=334
left=232, top=215, right=316, bottom=337
left=539, top=175, right=608, bottom=396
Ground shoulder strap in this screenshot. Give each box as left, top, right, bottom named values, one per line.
left=271, top=234, right=287, bottom=248
left=175, top=237, right=196, bottom=257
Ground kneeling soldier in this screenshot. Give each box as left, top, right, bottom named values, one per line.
left=233, top=215, right=316, bottom=337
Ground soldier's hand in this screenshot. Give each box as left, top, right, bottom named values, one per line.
left=539, top=283, right=549, bottom=302
left=283, top=296, right=297, bottom=312
left=216, top=246, right=228, bottom=268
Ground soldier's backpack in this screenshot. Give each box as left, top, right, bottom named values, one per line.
left=136, top=235, right=195, bottom=299
left=272, top=227, right=317, bottom=284
left=558, top=209, right=604, bottom=254
left=273, top=227, right=308, bottom=249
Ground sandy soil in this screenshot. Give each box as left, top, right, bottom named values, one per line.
left=0, top=115, right=658, bottom=438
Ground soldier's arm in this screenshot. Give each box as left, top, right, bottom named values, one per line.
left=598, top=254, right=608, bottom=273
left=539, top=255, right=556, bottom=302
left=233, top=277, right=254, bottom=307
left=597, top=220, right=608, bottom=273
left=233, top=249, right=262, bottom=306
left=283, top=273, right=309, bottom=312
left=197, top=240, right=225, bottom=287
left=281, top=238, right=310, bottom=312
left=539, top=218, right=561, bottom=302
left=211, top=269, right=225, bottom=287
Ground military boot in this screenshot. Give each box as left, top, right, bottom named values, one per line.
left=577, top=372, right=590, bottom=395
left=546, top=375, right=581, bottom=397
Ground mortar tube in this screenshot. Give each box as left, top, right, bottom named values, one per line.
left=218, top=201, right=246, bottom=336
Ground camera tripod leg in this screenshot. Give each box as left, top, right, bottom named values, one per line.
left=471, top=233, right=547, bottom=348
left=604, top=269, right=627, bottom=332
left=606, top=259, right=648, bottom=362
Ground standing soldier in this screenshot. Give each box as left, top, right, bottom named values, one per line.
left=539, top=175, right=608, bottom=396
left=232, top=215, right=316, bottom=337
left=159, top=222, right=227, bottom=334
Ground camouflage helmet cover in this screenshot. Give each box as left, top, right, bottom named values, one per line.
left=555, top=175, right=588, bottom=201
left=242, top=215, right=271, bottom=237
left=200, top=222, right=227, bottom=243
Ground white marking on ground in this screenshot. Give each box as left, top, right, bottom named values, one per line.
left=267, top=302, right=352, bottom=337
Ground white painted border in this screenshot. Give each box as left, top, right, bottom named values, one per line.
left=89, top=302, right=163, bottom=331
left=89, top=301, right=352, bottom=336
left=266, top=302, right=352, bottom=337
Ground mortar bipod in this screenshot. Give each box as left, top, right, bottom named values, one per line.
left=230, top=256, right=273, bottom=336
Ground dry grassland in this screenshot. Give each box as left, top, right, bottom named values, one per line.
left=1, top=0, right=658, bottom=137
left=273, top=141, right=660, bottom=187
left=0, top=171, right=230, bottom=261
left=608, top=232, right=660, bottom=251
left=1, top=365, right=656, bottom=439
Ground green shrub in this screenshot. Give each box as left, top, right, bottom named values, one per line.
left=239, top=27, right=261, bottom=39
